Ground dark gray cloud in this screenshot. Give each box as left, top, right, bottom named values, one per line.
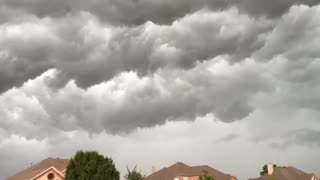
left=0, top=0, right=319, bottom=25
left=236, top=0, right=319, bottom=18
left=0, top=57, right=272, bottom=137
left=0, top=0, right=191, bottom=25
left=0, top=8, right=274, bottom=93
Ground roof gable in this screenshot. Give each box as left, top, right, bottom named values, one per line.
left=249, top=166, right=316, bottom=180
left=7, top=158, right=69, bottom=180
left=30, top=166, right=65, bottom=180
left=144, top=162, right=236, bottom=180
left=145, top=162, right=191, bottom=180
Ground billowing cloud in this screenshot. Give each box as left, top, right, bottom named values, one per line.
left=1, top=1, right=320, bottom=179
left=0, top=56, right=271, bottom=137
left=255, top=4, right=320, bottom=60
left=0, top=8, right=274, bottom=93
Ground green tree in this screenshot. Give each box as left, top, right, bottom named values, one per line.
left=65, top=150, right=120, bottom=180
left=124, top=166, right=145, bottom=180
left=198, top=170, right=215, bottom=180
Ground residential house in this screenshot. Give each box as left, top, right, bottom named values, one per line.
left=144, top=162, right=237, bottom=180
left=7, top=158, right=69, bottom=180
left=249, top=163, right=318, bottom=180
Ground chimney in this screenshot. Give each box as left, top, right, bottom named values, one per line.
left=151, top=166, right=157, bottom=174
left=267, top=163, right=274, bottom=175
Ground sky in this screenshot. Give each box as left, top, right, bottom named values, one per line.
left=0, top=0, right=320, bottom=179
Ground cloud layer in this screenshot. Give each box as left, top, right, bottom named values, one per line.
left=0, top=57, right=272, bottom=138
left=1, top=0, right=319, bottom=25
left=0, top=8, right=274, bottom=93
left=1, top=1, right=320, bottom=179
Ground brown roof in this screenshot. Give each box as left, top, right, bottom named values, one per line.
left=249, top=166, right=317, bottom=180
left=7, top=158, right=69, bottom=180
left=144, top=162, right=237, bottom=180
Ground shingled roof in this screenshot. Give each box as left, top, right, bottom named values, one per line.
left=249, top=166, right=318, bottom=180
left=144, top=162, right=237, bottom=180
left=7, top=158, right=69, bottom=180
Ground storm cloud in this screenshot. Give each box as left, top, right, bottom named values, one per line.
left=0, top=57, right=271, bottom=138
left=0, top=0, right=319, bottom=25
left=0, top=8, right=274, bottom=93
left=1, top=1, right=320, bottom=179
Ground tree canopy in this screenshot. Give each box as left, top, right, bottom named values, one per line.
left=124, top=166, right=145, bottom=180
left=65, top=150, right=120, bottom=180
left=198, top=170, right=215, bottom=180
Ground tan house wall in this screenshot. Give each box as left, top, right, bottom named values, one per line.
left=175, top=176, right=200, bottom=180
left=187, top=176, right=199, bottom=180
left=33, top=169, right=64, bottom=180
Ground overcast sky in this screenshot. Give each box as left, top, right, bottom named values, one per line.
left=1, top=0, right=320, bottom=179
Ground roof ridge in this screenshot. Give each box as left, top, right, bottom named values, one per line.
left=175, top=162, right=190, bottom=166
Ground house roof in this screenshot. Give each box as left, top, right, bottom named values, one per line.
left=144, top=162, right=237, bottom=180
left=249, top=166, right=317, bottom=180
left=7, top=158, right=69, bottom=180
left=30, top=166, right=65, bottom=180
